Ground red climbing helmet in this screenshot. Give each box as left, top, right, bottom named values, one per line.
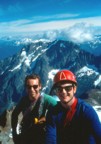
left=53, top=70, right=77, bottom=86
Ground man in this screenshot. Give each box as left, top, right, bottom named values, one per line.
left=46, top=70, right=101, bottom=144
left=11, top=73, right=57, bottom=144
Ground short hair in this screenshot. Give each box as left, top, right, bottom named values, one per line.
left=25, top=73, right=42, bottom=86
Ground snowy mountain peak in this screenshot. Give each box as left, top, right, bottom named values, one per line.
left=0, top=39, right=101, bottom=115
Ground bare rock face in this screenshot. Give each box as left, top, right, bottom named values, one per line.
left=0, top=108, right=23, bottom=144
left=0, top=110, right=14, bottom=144
left=0, top=111, right=7, bottom=128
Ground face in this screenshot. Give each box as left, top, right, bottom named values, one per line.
left=26, top=78, right=42, bottom=101
left=55, top=82, right=77, bottom=105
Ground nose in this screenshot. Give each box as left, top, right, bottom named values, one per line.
left=60, top=88, right=67, bottom=93
left=30, top=87, right=35, bottom=91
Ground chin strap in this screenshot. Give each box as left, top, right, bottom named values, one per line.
left=63, top=97, right=78, bottom=127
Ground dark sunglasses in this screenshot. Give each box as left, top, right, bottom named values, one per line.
left=26, top=85, right=39, bottom=89
left=55, top=85, right=73, bottom=93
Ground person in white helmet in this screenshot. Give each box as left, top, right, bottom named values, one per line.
left=46, top=69, right=101, bottom=144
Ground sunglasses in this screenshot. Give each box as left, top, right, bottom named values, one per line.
left=55, top=85, right=73, bottom=93
left=26, top=85, right=39, bottom=89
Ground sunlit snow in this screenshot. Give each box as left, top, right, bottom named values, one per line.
left=77, top=65, right=98, bottom=77
left=9, top=64, right=21, bottom=72
left=94, top=75, right=101, bottom=86
left=48, top=69, right=59, bottom=79
left=93, top=106, right=101, bottom=122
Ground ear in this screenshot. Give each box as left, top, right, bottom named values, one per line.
left=73, top=86, right=77, bottom=94
left=39, top=84, right=42, bottom=90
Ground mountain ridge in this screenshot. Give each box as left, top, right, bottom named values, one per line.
left=0, top=39, right=101, bottom=114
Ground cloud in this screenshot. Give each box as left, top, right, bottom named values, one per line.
left=0, top=15, right=101, bottom=38
left=34, top=22, right=101, bottom=43
left=65, top=23, right=94, bottom=43
left=28, top=13, right=80, bottom=24
left=39, top=23, right=95, bottom=43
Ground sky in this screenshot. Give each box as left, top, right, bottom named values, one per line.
left=0, top=0, right=101, bottom=35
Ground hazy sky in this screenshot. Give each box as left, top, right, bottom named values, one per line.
left=0, top=0, right=101, bottom=34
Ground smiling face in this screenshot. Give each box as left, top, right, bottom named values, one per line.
left=56, top=82, right=77, bottom=107
left=26, top=78, right=42, bottom=101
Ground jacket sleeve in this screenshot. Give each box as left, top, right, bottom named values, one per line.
left=84, top=104, right=101, bottom=143
left=46, top=108, right=56, bottom=144
left=44, top=94, right=57, bottom=108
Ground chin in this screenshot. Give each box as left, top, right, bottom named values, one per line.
left=62, top=99, right=68, bottom=103
left=62, top=98, right=70, bottom=103
left=30, top=96, right=35, bottom=100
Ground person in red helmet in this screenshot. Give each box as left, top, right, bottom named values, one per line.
left=46, top=69, right=101, bottom=144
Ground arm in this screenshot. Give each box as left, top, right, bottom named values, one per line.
left=46, top=108, right=57, bottom=144
left=44, top=94, right=57, bottom=108
left=85, top=105, right=101, bottom=144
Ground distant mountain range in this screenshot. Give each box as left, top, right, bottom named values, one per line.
left=0, top=36, right=101, bottom=114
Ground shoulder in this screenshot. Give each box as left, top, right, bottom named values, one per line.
left=77, top=98, right=94, bottom=111
left=77, top=98, right=99, bottom=120
left=47, top=102, right=63, bottom=115
left=43, top=93, right=55, bottom=99
left=18, top=95, right=29, bottom=105
left=46, top=102, right=64, bottom=124
left=42, top=93, right=57, bottom=105
left=13, top=96, right=29, bottom=111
